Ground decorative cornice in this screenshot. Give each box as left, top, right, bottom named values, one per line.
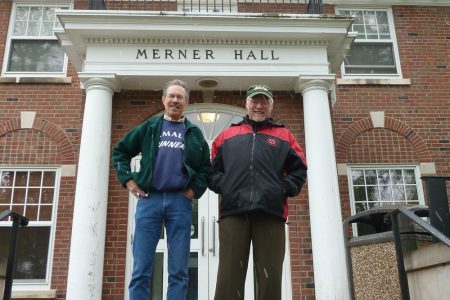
left=86, top=37, right=330, bottom=46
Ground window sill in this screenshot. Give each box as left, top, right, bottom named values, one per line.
left=12, top=290, right=56, bottom=299
left=0, top=76, right=72, bottom=84
left=336, top=78, right=411, bottom=86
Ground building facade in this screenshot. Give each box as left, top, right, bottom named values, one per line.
left=0, top=0, right=448, bottom=299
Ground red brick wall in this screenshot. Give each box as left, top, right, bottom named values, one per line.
left=1, top=2, right=449, bottom=300
left=0, top=3, right=84, bottom=299
left=334, top=6, right=450, bottom=222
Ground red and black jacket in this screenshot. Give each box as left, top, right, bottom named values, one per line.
left=208, top=117, right=307, bottom=221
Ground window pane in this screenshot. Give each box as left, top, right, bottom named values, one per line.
left=353, top=186, right=366, bottom=202
left=42, top=7, right=54, bottom=21
left=15, top=6, right=29, bottom=21
left=27, top=188, right=40, bottom=204
left=365, top=170, right=377, bottom=185
left=0, top=227, right=50, bottom=281
left=405, top=186, right=418, bottom=201
left=352, top=170, right=364, bottom=185
left=41, top=188, right=54, bottom=204
left=391, top=170, right=403, bottom=184
left=13, top=188, right=26, bottom=204
left=29, top=172, right=42, bottom=186
left=378, top=170, right=390, bottom=185
left=0, top=189, right=12, bottom=204
left=40, top=21, right=54, bottom=36
left=355, top=202, right=367, bottom=213
left=8, top=40, right=65, bottom=72
left=26, top=205, right=38, bottom=221
left=364, top=11, right=378, bottom=39
left=367, top=186, right=379, bottom=202
left=403, top=170, right=416, bottom=184
left=29, top=7, right=42, bottom=21
left=353, top=25, right=366, bottom=39
left=376, top=11, right=389, bottom=25
left=13, top=21, right=27, bottom=36
left=344, top=43, right=397, bottom=74
left=39, top=205, right=53, bottom=221
left=1, top=172, right=15, bottom=187
left=43, top=172, right=55, bottom=186
left=15, top=172, right=28, bottom=186
left=11, top=205, right=24, bottom=215
left=27, top=21, right=40, bottom=36
left=392, top=186, right=405, bottom=201
left=379, top=185, right=392, bottom=201
left=378, top=25, right=390, bottom=39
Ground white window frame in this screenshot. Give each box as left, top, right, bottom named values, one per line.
left=1, top=1, right=72, bottom=78
left=347, top=165, right=425, bottom=236
left=337, top=7, right=403, bottom=79
left=0, top=167, right=61, bottom=291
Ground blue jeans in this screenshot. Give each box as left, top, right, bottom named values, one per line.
left=129, top=192, right=193, bottom=300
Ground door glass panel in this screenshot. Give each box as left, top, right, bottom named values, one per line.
left=151, top=253, right=164, bottom=300
left=187, top=252, right=198, bottom=300
left=191, top=199, right=198, bottom=239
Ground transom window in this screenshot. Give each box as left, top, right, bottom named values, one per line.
left=348, top=166, right=424, bottom=235
left=337, top=8, right=401, bottom=77
left=0, top=168, right=59, bottom=286
left=3, top=3, right=70, bottom=75
left=184, top=104, right=244, bottom=142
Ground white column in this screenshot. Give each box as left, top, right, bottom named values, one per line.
left=298, top=77, right=350, bottom=299
left=66, top=78, right=117, bottom=300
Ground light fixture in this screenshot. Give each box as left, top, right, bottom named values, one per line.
left=197, top=112, right=219, bottom=123
left=197, top=78, right=219, bottom=89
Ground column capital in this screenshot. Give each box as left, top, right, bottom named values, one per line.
left=295, top=75, right=336, bottom=95
left=78, top=73, right=122, bottom=93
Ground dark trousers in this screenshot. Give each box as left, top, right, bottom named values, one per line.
left=214, top=210, right=286, bottom=300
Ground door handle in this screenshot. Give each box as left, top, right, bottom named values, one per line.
left=209, top=216, right=216, bottom=256
left=201, top=216, right=205, bottom=256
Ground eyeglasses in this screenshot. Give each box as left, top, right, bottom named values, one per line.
left=165, top=93, right=186, bottom=101
left=248, top=97, right=271, bottom=107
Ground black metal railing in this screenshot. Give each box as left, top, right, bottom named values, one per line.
left=87, top=0, right=324, bottom=14
left=421, top=176, right=450, bottom=239
left=385, top=207, right=450, bottom=300
left=0, top=210, right=29, bottom=300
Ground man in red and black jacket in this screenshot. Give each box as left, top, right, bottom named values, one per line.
left=208, top=84, right=307, bottom=300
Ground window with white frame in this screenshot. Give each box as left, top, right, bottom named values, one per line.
left=337, top=8, right=401, bottom=76
left=348, top=166, right=424, bottom=235
left=178, top=1, right=237, bottom=13
left=3, top=3, right=69, bottom=75
left=0, top=168, right=59, bottom=287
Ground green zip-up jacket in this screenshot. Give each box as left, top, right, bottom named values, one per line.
left=112, top=115, right=210, bottom=199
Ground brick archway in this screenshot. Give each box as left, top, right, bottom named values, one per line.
left=335, top=116, right=432, bottom=163
left=0, top=117, right=77, bottom=164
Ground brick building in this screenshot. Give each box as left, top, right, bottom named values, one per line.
left=0, top=0, right=448, bottom=299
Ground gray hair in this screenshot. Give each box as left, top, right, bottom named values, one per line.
left=163, top=79, right=190, bottom=101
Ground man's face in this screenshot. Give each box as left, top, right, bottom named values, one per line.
left=245, top=94, right=273, bottom=122
left=162, top=85, right=188, bottom=120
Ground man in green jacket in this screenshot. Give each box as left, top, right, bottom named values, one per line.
left=112, top=79, right=210, bottom=300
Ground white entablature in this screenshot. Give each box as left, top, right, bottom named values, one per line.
left=55, top=11, right=355, bottom=91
